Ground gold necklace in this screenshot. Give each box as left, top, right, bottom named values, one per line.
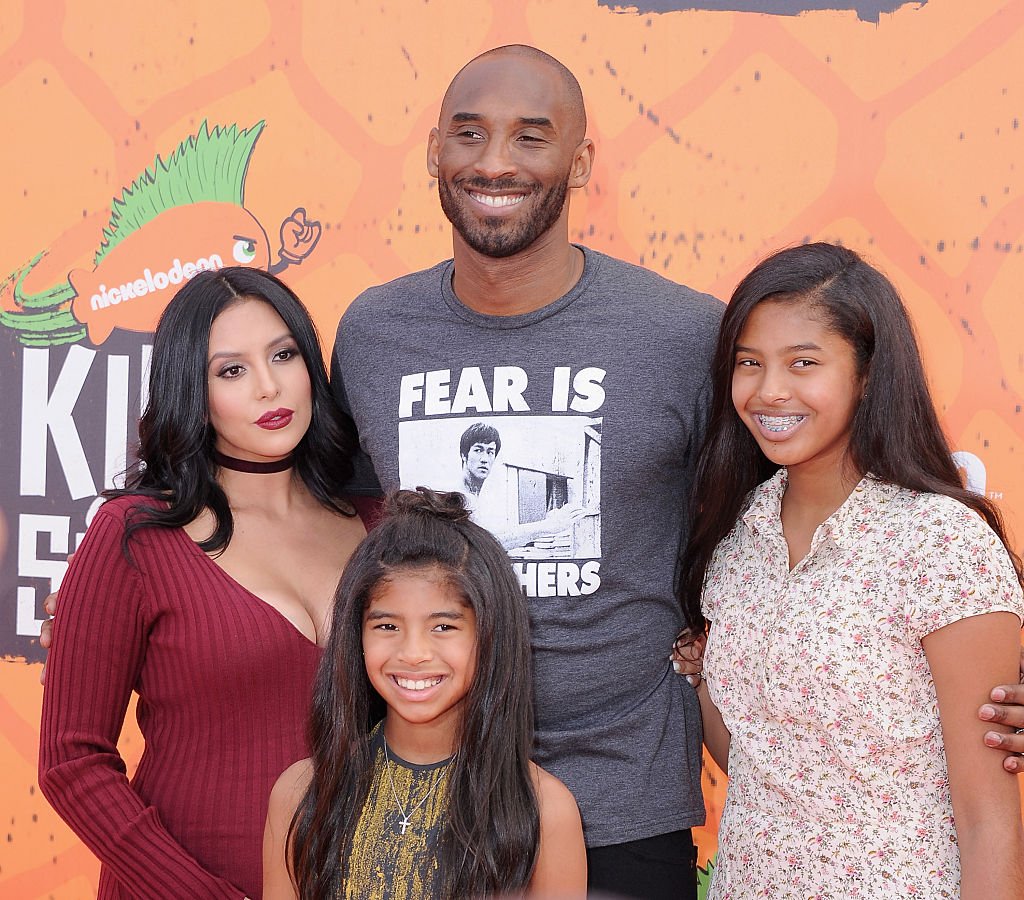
left=381, top=733, right=453, bottom=836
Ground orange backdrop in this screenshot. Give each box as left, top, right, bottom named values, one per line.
left=2, top=1, right=1023, bottom=896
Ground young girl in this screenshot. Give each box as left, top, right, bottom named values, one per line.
left=263, top=488, right=586, bottom=900
left=680, top=243, right=1024, bottom=898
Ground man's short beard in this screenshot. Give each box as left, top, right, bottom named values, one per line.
left=439, top=176, right=570, bottom=259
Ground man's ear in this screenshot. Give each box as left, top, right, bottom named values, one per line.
left=427, top=128, right=441, bottom=178
left=568, top=138, right=595, bottom=189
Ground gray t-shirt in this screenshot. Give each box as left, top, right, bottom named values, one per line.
left=332, top=246, right=723, bottom=847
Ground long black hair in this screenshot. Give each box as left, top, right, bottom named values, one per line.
left=680, top=242, right=1023, bottom=627
left=107, top=266, right=357, bottom=552
left=289, top=488, right=539, bottom=899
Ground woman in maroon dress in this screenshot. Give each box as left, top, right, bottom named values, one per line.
left=39, top=267, right=368, bottom=899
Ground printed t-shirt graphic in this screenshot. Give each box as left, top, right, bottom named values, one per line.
left=397, top=366, right=604, bottom=599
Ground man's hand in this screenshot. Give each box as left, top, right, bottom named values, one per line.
left=672, top=627, right=707, bottom=688
left=540, top=504, right=594, bottom=534
left=979, top=645, right=1024, bottom=772
left=38, top=551, right=72, bottom=685
left=38, top=589, right=58, bottom=685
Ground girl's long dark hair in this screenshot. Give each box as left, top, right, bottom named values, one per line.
left=290, top=488, right=539, bottom=899
left=106, top=266, right=357, bottom=553
left=680, top=242, right=1023, bottom=628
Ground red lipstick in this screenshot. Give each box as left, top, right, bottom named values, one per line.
left=256, top=408, right=294, bottom=429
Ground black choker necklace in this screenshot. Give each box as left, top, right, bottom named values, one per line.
left=213, top=449, right=295, bottom=474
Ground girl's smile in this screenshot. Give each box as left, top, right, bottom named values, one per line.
left=362, top=568, right=478, bottom=758
left=732, top=300, right=863, bottom=482
left=393, top=675, right=444, bottom=692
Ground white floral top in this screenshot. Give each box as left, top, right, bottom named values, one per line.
left=702, top=469, right=1024, bottom=899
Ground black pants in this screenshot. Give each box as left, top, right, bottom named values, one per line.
left=586, top=829, right=698, bottom=899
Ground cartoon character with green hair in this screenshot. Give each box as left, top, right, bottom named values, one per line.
left=1, top=121, right=320, bottom=346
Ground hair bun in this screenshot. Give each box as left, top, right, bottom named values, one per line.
left=385, top=487, right=472, bottom=522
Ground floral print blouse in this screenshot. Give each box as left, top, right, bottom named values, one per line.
left=702, top=470, right=1024, bottom=899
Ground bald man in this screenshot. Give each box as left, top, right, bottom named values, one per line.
left=333, top=45, right=720, bottom=898
left=333, top=42, right=1024, bottom=897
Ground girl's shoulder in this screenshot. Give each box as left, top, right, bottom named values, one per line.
left=529, top=762, right=581, bottom=827
left=876, top=486, right=1020, bottom=591
left=271, top=758, right=313, bottom=808
left=846, top=479, right=996, bottom=545
left=264, top=758, right=313, bottom=900
left=887, top=484, right=999, bottom=543
left=528, top=763, right=586, bottom=896
left=266, top=758, right=313, bottom=839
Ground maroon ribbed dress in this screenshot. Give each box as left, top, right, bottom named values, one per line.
left=39, top=496, right=327, bottom=899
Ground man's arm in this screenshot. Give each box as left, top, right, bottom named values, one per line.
left=330, top=309, right=385, bottom=500
left=494, top=504, right=596, bottom=553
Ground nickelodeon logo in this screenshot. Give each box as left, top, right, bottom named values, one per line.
left=88, top=254, right=225, bottom=311
left=68, top=201, right=273, bottom=345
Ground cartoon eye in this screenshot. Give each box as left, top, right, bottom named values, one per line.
left=233, top=238, right=257, bottom=263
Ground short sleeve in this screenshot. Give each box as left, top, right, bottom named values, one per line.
left=700, top=540, right=733, bottom=623
left=331, top=308, right=384, bottom=498
left=905, top=499, right=1024, bottom=644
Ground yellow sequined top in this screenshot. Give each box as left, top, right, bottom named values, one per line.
left=341, top=725, right=452, bottom=900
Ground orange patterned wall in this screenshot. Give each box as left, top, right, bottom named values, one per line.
left=2, top=1, right=1022, bottom=896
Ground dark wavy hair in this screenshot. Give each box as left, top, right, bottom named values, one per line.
left=679, top=242, right=1023, bottom=628
left=459, top=421, right=502, bottom=460
left=107, top=266, right=357, bottom=552
left=289, top=488, right=538, bottom=899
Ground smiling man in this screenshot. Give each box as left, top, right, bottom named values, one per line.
left=332, top=46, right=723, bottom=899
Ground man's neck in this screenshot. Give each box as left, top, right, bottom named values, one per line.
left=450, top=229, right=584, bottom=317
left=462, top=472, right=483, bottom=496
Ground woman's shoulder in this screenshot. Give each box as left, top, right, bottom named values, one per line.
left=94, top=493, right=166, bottom=518
left=79, top=494, right=165, bottom=535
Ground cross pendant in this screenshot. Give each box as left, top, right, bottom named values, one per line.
left=399, top=816, right=411, bottom=835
